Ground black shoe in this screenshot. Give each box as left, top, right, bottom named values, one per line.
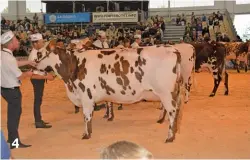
left=35, top=121, right=52, bottom=128
left=10, top=143, right=32, bottom=149
left=41, top=120, right=50, bottom=124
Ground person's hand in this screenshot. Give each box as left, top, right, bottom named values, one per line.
left=46, top=73, right=55, bottom=81
left=28, top=61, right=37, bottom=68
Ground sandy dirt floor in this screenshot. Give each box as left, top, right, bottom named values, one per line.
left=1, top=71, right=250, bottom=159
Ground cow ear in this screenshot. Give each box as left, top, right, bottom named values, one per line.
left=46, top=39, right=56, bottom=52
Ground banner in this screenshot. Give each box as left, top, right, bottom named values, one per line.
left=92, top=11, right=138, bottom=23
left=44, top=13, right=90, bottom=24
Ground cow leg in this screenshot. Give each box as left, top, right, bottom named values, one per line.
left=103, top=102, right=109, bottom=119
left=81, top=103, right=94, bottom=139
left=118, top=104, right=123, bottom=110
left=161, top=83, right=181, bottom=143
left=75, top=105, right=80, bottom=114
left=157, top=103, right=167, bottom=124
left=224, top=71, right=229, bottom=95
left=236, top=59, right=240, bottom=73
left=184, top=76, right=192, bottom=103
left=244, top=63, right=248, bottom=72
left=107, top=102, right=114, bottom=121
left=209, top=71, right=222, bottom=97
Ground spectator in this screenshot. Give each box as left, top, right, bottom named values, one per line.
left=86, top=22, right=95, bottom=37
left=236, top=35, right=243, bottom=42
left=181, top=13, right=186, bottom=25
left=176, top=14, right=181, bottom=26
left=202, top=14, right=207, bottom=22
left=216, top=32, right=223, bottom=42
left=213, top=18, right=220, bottom=33
left=100, top=23, right=106, bottom=31
left=218, top=12, right=223, bottom=21
left=109, top=23, right=115, bottom=32
left=185, top=22, right=192, bottom=35
left=222, top=33, right=230, bottom=42
left=124, top=38, right=131, bottom=48
left=192, top=28, right=197, bottom=41
left=196, top=23, right=203, bottom=37
left=208, top=15, right=214, bottom=27
left=197, top=34, right=204, bottom=42
left=100, top=141, right=153, bottom=159
left=202, top=27, right=209, bottom=36
left=33, top=13, right=38, bottom=26
left=159, top=17, right=165, bottom=32
left=184, top=33, right=192, bottom=43
left=204, top=34, right=211, bottom=42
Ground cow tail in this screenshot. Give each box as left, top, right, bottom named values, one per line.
left=220, top=58, right=226, bottom=82
left=176, top=59, right=182, bottom=83
left=192, top=46, right=197, bottom=90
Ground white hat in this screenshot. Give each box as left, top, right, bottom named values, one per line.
left=71, top=39, right=80, bottom=44
left=1, top=31, right=14, bottom=44
left=30, top=33, right=43, bottom=41
left=134, top=34, right=141, bottom=39
left=99, top=31, right=106, bottom=38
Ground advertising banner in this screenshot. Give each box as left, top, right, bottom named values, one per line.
left=92, top=11, right=138, bottom=23
left=44, top=13, right=90, bottom=24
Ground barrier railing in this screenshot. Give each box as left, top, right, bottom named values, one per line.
left=224, top=9, right=237, bottom=40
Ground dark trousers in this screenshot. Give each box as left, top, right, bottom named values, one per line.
left=31, top=79, right=45, bottom=122
left=1, top=87, right=22, bottom=143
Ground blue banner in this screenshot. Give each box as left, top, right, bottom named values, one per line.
left=44, top=13, right=90, bottom=24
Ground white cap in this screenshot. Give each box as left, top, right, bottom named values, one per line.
left=1, top=31, right=14, bottom=44
left=30, top=33, right=43, bottom=41
left=134, top=34, right=141, bottom=39
left=99, top=31, right=106, bottom=38
left=71, top=39, right=80, bottom=44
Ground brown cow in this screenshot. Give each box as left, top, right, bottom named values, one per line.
left=221, top=41, right=250, bottom=72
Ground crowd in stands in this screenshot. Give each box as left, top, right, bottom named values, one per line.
left=181, top=11, right=234, bottom=43
left=1, top=14, right=166, bottom=57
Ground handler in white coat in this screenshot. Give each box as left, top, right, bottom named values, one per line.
left=131, top=34, right=142, bottom=49
left=93, top=31, right=109, bottom=49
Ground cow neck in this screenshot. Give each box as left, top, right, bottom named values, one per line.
left=54, top=47, right=79, bottom=85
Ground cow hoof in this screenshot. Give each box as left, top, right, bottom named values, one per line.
left=184, top=101, right=188, bottom=104
left=157, top=119, right=164, bottom=124
left=107, top=117, right=114, bottom=121
left=118, top=106, right=123, bottom=110
left=165, top=137, right=175, bottom=143
left=75, top=109, right=79, bottom=114
left=224, top=92, right=229, bottom=95
left=82, top=133, right=91, bottom=139
left=209, top=93, right=215, bottom=97
left=103, top=114, right=108, bottom=119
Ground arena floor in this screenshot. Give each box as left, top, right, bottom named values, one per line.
left=1, top=71, right=250, bottom=159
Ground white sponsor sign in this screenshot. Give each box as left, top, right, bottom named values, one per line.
left=92, top=11, right=138, bottom=23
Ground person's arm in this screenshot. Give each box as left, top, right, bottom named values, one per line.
left=17, top=60, right=36, bottom=67
left=31, top=72, right=55, bottom=80
left=18, top=71, right=33, bottom=80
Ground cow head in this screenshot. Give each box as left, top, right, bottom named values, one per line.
left=193, top=42, right=225, bottom=72
left=238, top=41, right=250, bottom=54
left=37, top=39, right=80, bottom=84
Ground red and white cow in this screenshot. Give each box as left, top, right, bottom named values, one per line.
left=104, top=43, right=195, bottom=121
left=37, top=42, right=183, bottom=142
